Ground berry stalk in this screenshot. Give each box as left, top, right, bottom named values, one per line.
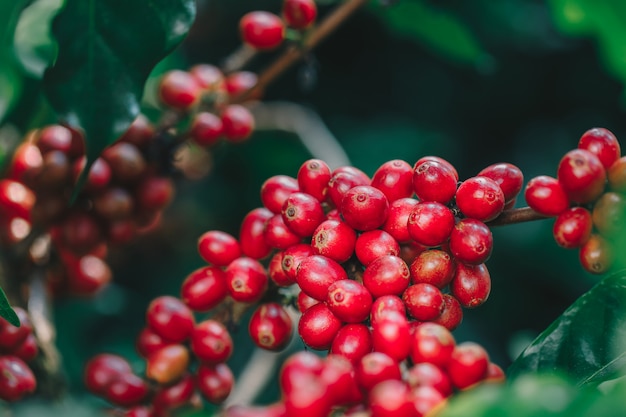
left=486, top=207, right=549, bottom=227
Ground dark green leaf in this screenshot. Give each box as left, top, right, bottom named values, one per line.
left=507, top=270, right=626, bottom=387
left=43, top=0, right=195, bottom=187
left=0, top=287, right=19, bottom=327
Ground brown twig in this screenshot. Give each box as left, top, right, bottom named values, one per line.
left=487, top=207, right=549, bottom=227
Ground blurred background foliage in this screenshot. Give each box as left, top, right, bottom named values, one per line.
left=3, top=0, right=626, bottom=415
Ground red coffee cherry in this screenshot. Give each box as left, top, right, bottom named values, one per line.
left=298, top=303, right=342, bottom=350
left=557, top=149, right=606, bottom=204
left=191, top=320, right=233, bottom=364
left=296, top=290, right=320, bottom=312
left=449, top=218, right=493, bottom=265
left=102, top=142, right=147, bottom=183
left=0, top=180, right=36, bottom=220
left=248, top=302, right=293, bottom=351
left=221, top=104, right=255, bottom=142
left=524, top=175, right=570, bottom=216
left=239, top=207, right=273, bottom=259
left=579, top=234, right=612, bottom=275
left=552, top=207, right=592, bottom=249
left=106, top=372, right=149, bottom=407
left=197, top=230, right=241, bottom=267
left=261, top=175, right=300, bottom=214
left=371, top=159, right=414, bottom=202
left=181, top=266, right=229, bottom=312
left=326, top=279, right=373, bottom=323
left=402, top=283, right=445, bottom=321
left=369, top=295, right=406, bottom=327
left=280, top=350, right=324, bottom=393
left=73, top=157, right=111, bottom=192
left=333, top=166, right=370, bottom=184
left=431, top=294, right=463, bottom=331
left=478, top=162, right=524, bottom=204
left=320, top=354, right=360, bottom=407
left=225, top=257, right=268, bottom=303
left=196, top=363, right=235, bottom=404
left=268, top=251, right=292, bottom=287
left=136, top=327, right=172, bottom=358
left=152, top=373, right=195, bottom=412
left=158, top=70, right=201, bottom=110
left=281, top=192, right=325, bottom=237
left=223, top=403, right=287, bottom=417
left=414, top=156, right=459, bottom=181
left=327, top=171, right=369, bottom=208
left=311, top=219, right=357, bottom=263
left=412, top=159, right=458, bottom=204
left=146, top=344, right=190, bottom=385
left=409, top=322, right=456, bottom=368
left=13, top=334, right=38, bottom=363
left=190, top=64, right=225, bottom=90
left=355, top=352, right=402, bottom=392
left=410, top=385, right=446, bottom=417
left=410, top=249, right=456, bottom=289
left=284, top=372, right=332, bottom=417
left=578, top=127, right=621, bottom=169
left=486, top=362, right=506, bottom=382
left=224, top=71, right=259, bottom=100
left=363, top=255, right=411, bottom=298
left=240, top=11, right=285, bottom=50
left=7, top=142, right=43, bottom=186
left=37, top=124, right=73, bottom=154
left=407, top=202, right=455, bottom=248
left=263, top=213, right=302, bottom=249
left=281, top=243, right=315, bottom=281
left=0, top=307, right=32, bottom=350
left=189, top=112, right=223, bottom=147
left=84, top=353, right=133, bottom=395
left=383, top=197, right=420, bottom=243
left=146, top=296, right=195, bottom=343
left=355, top=229, right=400, bottom=266
left=406, top=362, right=452, bottom=397
left=297, top=159, right=331, bottom=202
left=455, top=176, right=505, bottom=222
left=330, top=323, right=373, bottom=364
left=125, top=406, right=155, bottom=417
left=66, top=254, right=112, bottom=295
left=369, top=379, right=414, bottom=417
left=450, top=263, right=491, bottom=308
left=371, top=310, right=411, bottom=362
left=296, top=255, right=348, bottom=301
left=136, top=176, right=175, bottom=211
left=117, top=114, right=155, bottom=149
left=0, top=356, right=36, bottom=402
left=447, top=342, right=490, bottom=390
left=283, top=0, right=318, bottom=29
left=340, top=185, right=390, bottom=231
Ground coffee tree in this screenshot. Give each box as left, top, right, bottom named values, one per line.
left=1, top=0, right=626, bottom=416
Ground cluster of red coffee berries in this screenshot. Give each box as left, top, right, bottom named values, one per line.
left=157, top=65, right=256, bottom=145
left=524, top=127, right=625, bottom=274
left=0, top=308, right=37, bottom=402
left=3, top=119, right=175, bottom=296
left=239, top=0, right=318, bottom=51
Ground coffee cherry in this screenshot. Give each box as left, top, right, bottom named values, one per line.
left=402, top=283, right=445, bottom=321
left=592, top=192, right=626, bottom=236
left=106, top=372, right=149, bottom=407
left=7, top=143, right=43, bottom=186
left=84, top=353, right=133, bottom=395
left=333, top=166, right=371, bottom=184
left=93, top=187, right=134, bottom=220
left=331, top=323, right=373, bottom=364
left=410, top=323, right=455, bottom=368
left=579, top=234, right=612, bottom=274
left=409, top=249, right=456, bottom=289
left=608, top=156, right=626, bottom=192
left=197, top=230, right=241, bottom=267
left=13, top=334, right=38, bottom=363
left=66, top=254, right=112, bottom=295
left=189, top=64, right=224, bottom=90
left=412, top=160, right=457, bottom=204
left=281, top=243, right=315, bottom=281
left=181, top=266, right=228, bottom=312
left=369, top=294, right=406, bottom=327
left=73, top=157, right=111, bottom=192
left=248, top=302, right=293, bottom=351
left=102, top=142, right=147, bottom=183
left=327, top=171, right=369, bottom=208
left=225, top=257, right=268, bottom=303
left=524, top=175, right=570, bottom=216
left=283, top=0, right=317, bottom=29
left=406, top=362, right=452, bottom=397
left=189, top=112, right=223, bottom=147
left=326, top=279, right=373, bottom=323
left=196, top=363, right=234, bottom=404
left=0, top=180, right=36, bottom=220
left=284, top=372, right=332, bottom=417
left=298, top=303, right=342, bottom=350
left=268, top=251, right=292, bottom=286
left=355, top=229, right=400, bottom=266
left=449, top=218, right=493, bottom=265
left=280, top=350, right=324, bottom=393
left=261, top=175, right=300, bottom=214
left=191, top=320, right=233, bottom=364
left=297, top=159, right=331, bottom=202
left=447, top=342, right=489, bottom=389
left=557, top=149, right=606, bottom=204
left=264, top=214, right=303, bottom=249
left=146, top=344, right=190, bottom=385
left=369, top=379, right=414, bottom=417
left=135, top=176, right=175, bottom=211
left=415, top=156, right=459, bottom=181
left=383, top=198, right=420, bottom=243
left=223, top=403, right=287, bottom=417
left=355, top=352, right=402, bottom=392
left=320, top=354, right=360, bottom=406
left=363, top=255, right=411, bottom=298
left=239, top=207, right=273, bottom=259
left=117, top=114, right=155, bottom=149
left=158, top=70, right=201, bottom=109
left=296, top=255, right=348, bottom=301
left=281, top=192, right=325, bottom=237
left=450, top=263, right=491, bottom=308
left=455, top=176, right=505, bottom=222
left=371, top=159, right=414, bottom=202
left=240, top=11, right=285, bottom=50
left=371, top=310, right=411, bottom=362
left=221, top=105, right=255, bottom=142
left=0, top=356, right=36, bottom=402
left=152, top=373, right=195, bottom=412
left=224, top=71, right=258, bottom=98
left=296, top=290, right=320, bottom=312
left=125, top=406, right=155, bottom=417
left=136, top=327, right=172, bottom=358
left=478, top=162, right=524, bottom=204
left=552, top=207, right=592, bottom=249
left=432, top=294, right=463, bottom=331
left=578, top=127, right=621, bottom=169
left=311, top=219, right=357, bottom=263
left=407, top=202, right=455, bottom=248
left=410, top=385, right=446, bottom=417
left=146, top=296, right=195, bottom=343
left=0, top=307, right=32, bottom=350
left=341, top=185, right=390, bottom=231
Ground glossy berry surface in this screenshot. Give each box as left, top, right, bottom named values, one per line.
left=158, top=70, right=200, bottom=109
left=552, top=207, right=592, bottom=249
left=455, top=176, right=505, bottom=222
left=221, top=105, right=255, bottom=142
left=326, top=279, right=373, bottom=323
left=240, top=11, right=285, bottom=50
left=449, top=218, right=493, bottom=265
left=191, top=320, right=233, bottom=364
left=524, top=175, right=570, bottom=216
left=248, top=302, right=293, bottom=351
left=340, top=185, right=390, bottom=231
left=407, top=202, right=455, bottom=248
left=578, top=127, right=621, bottom=169
left=197, top=230, right=241, bottom=267
left=298, top=303, right=342, bottom=350
left=557, top=149, right=606, bottom=204
left=181, top=266, right=228, bottom=312
left=412, top=160, right=457, bottom=204
left=283, top=0, right=318, bottom=29
left=146, top=296, right=195, bottom=343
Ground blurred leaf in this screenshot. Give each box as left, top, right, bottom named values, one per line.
left=375, top=0, right=491, bottom=67
left=43, top=0, right=196, bottom=191
left=13, top=0, right=63, bottom=78
left=507, top=269, right=626, bottom=387
left=0, top=287, right=19, bottom=327
left=548, top=0, right=626, bottom=94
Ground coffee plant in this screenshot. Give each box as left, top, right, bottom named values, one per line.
left=1, top=0, right=626, bottom=416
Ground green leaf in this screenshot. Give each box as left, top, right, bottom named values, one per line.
left=43, top=0, right=195, bottom=187
left=375, top=0, right=491, bottom=68
left=507, top=270, right=626, bottom=387
left=0, top=287, right=20, bottom=327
